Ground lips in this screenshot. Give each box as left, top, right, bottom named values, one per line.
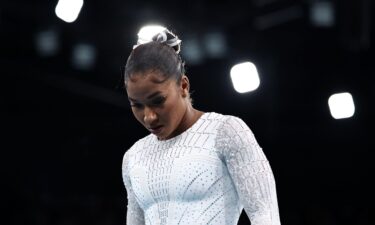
left=148, top=125, right=163, bottom=134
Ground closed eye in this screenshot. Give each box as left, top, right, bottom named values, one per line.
left=130, top=102, right=143, bottom=109
left=151, top=96, right=166, bottom=106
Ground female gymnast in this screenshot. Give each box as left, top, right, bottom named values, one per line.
left=122, top=28, right=281, bottom=225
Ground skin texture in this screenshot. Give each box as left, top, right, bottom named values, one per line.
left=126, top=71, right=203, bottom=140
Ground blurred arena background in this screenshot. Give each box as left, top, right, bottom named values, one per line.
left=2, top=0, right=374, bottom=224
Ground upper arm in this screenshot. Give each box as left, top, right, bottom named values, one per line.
left=215, top=116, right=281, bottom=225
left=122, top=152, right=145, bottom=225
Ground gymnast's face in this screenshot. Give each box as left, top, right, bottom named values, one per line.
left=126, top=71, right=190, bottom=140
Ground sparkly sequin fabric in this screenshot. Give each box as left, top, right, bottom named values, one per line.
left=122, top=112, right=281, bottom=225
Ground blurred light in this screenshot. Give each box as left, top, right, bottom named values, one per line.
left=55, top=0, right=84, bottom=23
left=203, top=32, right=227, bottom=58
left=230, top=62, right=260, bottom=93
left=35, top=30, right=59, bottom=56
left=182, top=37, right=204, bottom=65
left=309, top=1, right=335, bottom=27
left=328, top=92, right=355, bottom=119
left=137, top=25, right=166, bottom=45
left=72, top=44, right=96, bottom=70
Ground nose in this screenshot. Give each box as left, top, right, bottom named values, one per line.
left=143, top=106, right=158, bottom=126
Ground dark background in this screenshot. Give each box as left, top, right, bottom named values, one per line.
left=2, top=0, right=374, bottom=224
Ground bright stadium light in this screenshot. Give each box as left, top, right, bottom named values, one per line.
left=328, top=92, right=355, bottom=119
left=55, top=0, right=84, bottom=23
left=137, top=25, right=167, bottom=45
left=230, top=62, right=260, bottom=93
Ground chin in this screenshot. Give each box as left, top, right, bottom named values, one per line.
left=158, top=132, right=171, bottom=140
left=158, top=135, right=168, bottom=140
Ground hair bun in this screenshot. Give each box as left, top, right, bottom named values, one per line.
left=133, top=28, right=182, bottom=54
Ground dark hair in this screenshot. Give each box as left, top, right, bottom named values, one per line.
left=124, top=41, right=185, bottom=84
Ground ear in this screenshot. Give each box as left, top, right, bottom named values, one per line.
left=180, top=75, right=190, bottom=98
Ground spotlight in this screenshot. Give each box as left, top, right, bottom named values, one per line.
left=230, top=62, right=260, bottom=93
left=136, top=25, right=166, bottom=45
left=328, top=92, right=355, bottom=119
left=55, top=0, right=84, bottom=23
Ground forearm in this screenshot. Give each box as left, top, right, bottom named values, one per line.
left=126, top=206, right=145, bottom=225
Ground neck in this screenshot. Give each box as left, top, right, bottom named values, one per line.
left=164, top=104, right=203, bottom=140
left=183, top=104, right=203, bottom=129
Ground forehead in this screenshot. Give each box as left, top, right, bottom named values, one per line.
left=126, top=72, right=175, bottom=100
left=129, top=70, right=167, bottom=83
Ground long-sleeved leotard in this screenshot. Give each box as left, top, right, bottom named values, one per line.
left=122, top=112, right=281, bottom=225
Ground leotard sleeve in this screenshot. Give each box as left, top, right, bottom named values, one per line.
left=122, top=152, right=145, bottom=225
left=215, top=116, right=281, bottom=225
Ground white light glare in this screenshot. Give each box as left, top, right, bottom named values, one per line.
left=55, top=0, right=84, bottom=23
left=328, top=92, right=355, bottom=119
left=230, top=62, right=260, bottom=93
left=137, top=25, right=166, bottom=45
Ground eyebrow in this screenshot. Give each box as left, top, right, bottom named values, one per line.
left=128, top=91, right=162, bottom=102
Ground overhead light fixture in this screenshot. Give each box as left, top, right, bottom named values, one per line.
left=55, top=0, right=84, bottom=23
left=328, top=92, right=355, bottom=119
left=136, top=25, right=166, bottom=45
left=230, top=62, right=260, bottom=93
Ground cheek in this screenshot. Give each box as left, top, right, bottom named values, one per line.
left=131, top=109, right=144, bottom=124
left=165, top=105, right=181, bottom=123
